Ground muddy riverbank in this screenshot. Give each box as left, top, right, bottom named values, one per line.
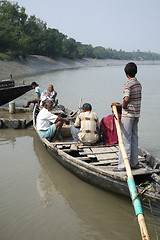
left=1, top=55, right=159, bottom=81
left=0, top=55, right=114, bottom=80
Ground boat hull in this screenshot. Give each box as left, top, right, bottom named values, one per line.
left=46, top=142, right=129, bottom=195
left=0, top=85, right=31, bottom=106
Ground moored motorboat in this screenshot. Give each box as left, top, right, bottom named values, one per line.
left=0, top=76, right=31, bottom=106
left=33, top=104, right=160, bottom=205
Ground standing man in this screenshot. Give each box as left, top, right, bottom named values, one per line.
left=111, top=62, right=142, bottom=171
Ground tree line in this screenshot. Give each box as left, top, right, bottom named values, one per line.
left=0, top=0, right=160, bottom=61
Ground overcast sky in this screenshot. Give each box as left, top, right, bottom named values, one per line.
left=17, top=0, right=160, bottom=53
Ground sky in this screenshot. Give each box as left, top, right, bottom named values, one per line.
left=16, top=0, right=160, bottom=53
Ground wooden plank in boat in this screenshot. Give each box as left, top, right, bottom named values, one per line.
left=52, top=141, right=77, bottom=145
left=94, top=165, right=115, bottom=171
left=96, top=153, right=118, bottom=161
left=132, top=168, right=160, bottom=175
left=63, top=149, right=73, bottom=152
left=91, top=159, right=118, bottom=166
left=109, top=146, right=119, bottom=152
left=78, top=144, right=105, bottom=149
left=138, top=156, right=146, bottom=162
left=91, top=147, right=118, bottom=154
left=83, top=148, right=92, bottom=153
left=57, top=145, right=63, bottom=149
left=83, top=148, right=97, bottom=159
left=112, top=168, right=160, bottom=177
left=76, top=157, right=92, bottom=161
left=79, top=151, right=118, bottom=156
left=63, top=144, right=71, bottom=148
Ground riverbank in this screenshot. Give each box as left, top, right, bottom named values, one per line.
left=1, top=55, right=160, bottom=81
left=0, top=55, right=122, bottom=80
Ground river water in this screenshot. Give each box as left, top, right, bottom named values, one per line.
left=1, top=61, right=160, bottom=240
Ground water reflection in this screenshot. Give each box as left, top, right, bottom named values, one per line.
left=37, top=170, right=58, bottom=208
left=0, top=128, right=34, bottom=149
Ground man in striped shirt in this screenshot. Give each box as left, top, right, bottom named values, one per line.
left=112, top=62, right=142, bottom=170
left=70, top=103, right=99, bottom=145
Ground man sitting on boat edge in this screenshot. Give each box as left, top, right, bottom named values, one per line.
left=70, top=103, right=100, bottom=145
left=23, top=82, right=42, bottom=108
left=36, top=99, right=69, bottom=142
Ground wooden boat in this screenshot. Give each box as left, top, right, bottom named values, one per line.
left=0, top=76, right=31, bottom=106
left=33, top=104, right=160, bottom=206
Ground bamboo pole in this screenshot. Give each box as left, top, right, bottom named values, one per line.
left=112, top=106, right=150, bottom=240
left=70, top=98, right=82, bottom=117
left=78, top=98, right=82, bottom=113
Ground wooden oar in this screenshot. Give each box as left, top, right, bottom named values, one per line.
left=112, top=106, right=150, bottom=240
left=70, top=98, right=82, bottom=117
left=78, top=98, right=82, bottom=114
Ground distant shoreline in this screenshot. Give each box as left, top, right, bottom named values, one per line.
left=0, top=55, right=160, bottom=81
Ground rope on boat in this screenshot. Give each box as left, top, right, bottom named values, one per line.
left=132, top=184, right=153, bottom=204
left=148, top=199, right=159, bottom=240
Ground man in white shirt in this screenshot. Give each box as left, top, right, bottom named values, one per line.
left=36, top=99, right=69, bottom=142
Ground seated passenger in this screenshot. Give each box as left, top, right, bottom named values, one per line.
left=36, top=99, right=69, bottom=142
left=100, top=106, right=122, bottom=146
left=23, top=82, right=42, bottom=108
left=40, top=84, right=57, bottom=107
left=70, top=103, right=99, bottom=145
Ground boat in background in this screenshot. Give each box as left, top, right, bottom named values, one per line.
left=33, top=104, right=160, bottom=206
left=0, top=75, right=31, bottom=106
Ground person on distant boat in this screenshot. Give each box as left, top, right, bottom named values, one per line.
left=23, top=82, right=42, bottom=108
left=100, top=105, right=122, bottom=146
left=70, top=103, right=100, bottom=145
left=111, top=62, right=142, bottom=171
left=40, top=84, right=57, bottom=107
left=36, top=99, right=69, bottom=142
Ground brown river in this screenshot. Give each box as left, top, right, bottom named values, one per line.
left=1, top=62, right=160, bottom=239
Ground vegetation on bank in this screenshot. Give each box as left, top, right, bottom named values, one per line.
left=0, top=0, right=160, bottom=61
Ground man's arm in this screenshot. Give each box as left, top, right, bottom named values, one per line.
left=55, top=116, right=70, bottom=124
left=122, top=96, right=129, bottom=109
left=36, top=92, right=40, bottom=105
left=74, top=115, right=80, bottom=128
left=111, top=96, right=129, bottom=109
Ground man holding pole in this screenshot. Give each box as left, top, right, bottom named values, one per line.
left=112, top=63, right=150, bottom=239
left=111, top=62, right=142, bottom=171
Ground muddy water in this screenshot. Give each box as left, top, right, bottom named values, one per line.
left=1, top=62, right=160, bottom=239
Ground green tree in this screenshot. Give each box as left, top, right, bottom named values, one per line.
left=24, top=15, right=47, bottom=54
left=38, top=28, right=65, bottom=57
left=62, top=38, right=79, bottom=59
left=0, top=0, right=28, bottom=55
left=93, top=46, right=108, bottom=59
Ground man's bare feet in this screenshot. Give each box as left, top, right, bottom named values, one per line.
left=77, top=141, right=83, bottom=146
